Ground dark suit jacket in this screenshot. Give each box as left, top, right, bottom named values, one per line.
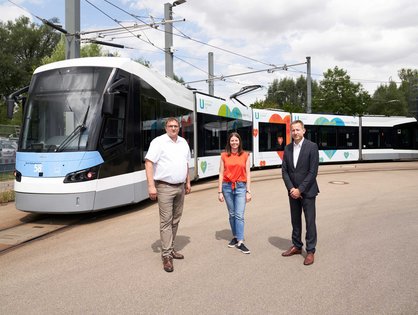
left=282, top=138, right=319, bottom=198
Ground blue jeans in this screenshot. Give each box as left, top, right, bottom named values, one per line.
left=222, top=182, right=247, bottom=241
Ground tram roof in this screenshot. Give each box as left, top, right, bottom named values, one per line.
left=361, top=115, right=417, bottom=127
left=34, top=57, right=195, bottom=110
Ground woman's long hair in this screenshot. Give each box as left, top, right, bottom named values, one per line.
left=225, top=132, right=244, bottom=156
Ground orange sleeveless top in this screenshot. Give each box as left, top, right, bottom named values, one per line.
left=221, top=151, right=249, bottom=188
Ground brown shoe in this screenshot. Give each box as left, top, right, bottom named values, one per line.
left=282, top=246, right=302, bottom=257
left=162, top=256, right=173, bottom=272
left=304, top=252, right=315, bottom=265
left=172, top=250, right=184, bottom=259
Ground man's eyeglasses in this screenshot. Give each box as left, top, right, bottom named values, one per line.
left=167, top=125, right=179, bottom=129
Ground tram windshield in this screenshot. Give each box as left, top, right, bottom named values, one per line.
left=20, top=67, right=112, bottom=152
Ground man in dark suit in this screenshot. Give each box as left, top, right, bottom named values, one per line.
left=281, top=120, right=319, bottom=265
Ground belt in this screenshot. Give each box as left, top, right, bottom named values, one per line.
left=155, top=180, right=184, bottom=186
left=224, top=181, right=246, bottom=190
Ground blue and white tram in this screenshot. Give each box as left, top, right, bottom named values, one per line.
left=293, top=113, right=418, bottom=163
left=360, top=116, right=418, bottom=161
left=195, top=93, right=253, bottom=178
left=12, top=57, right=197, bottom=213
left=294, top=113, right=360, bottom=163
left=252, top=108, right=290, bottom=167
left=10, top=57, right=262, bottom=213
left=7, top=57, right=418, bottom=213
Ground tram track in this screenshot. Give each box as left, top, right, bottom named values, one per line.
left=1, top=161, right=417, bottom=254
left=0, top=202, right=149, bottom=255
left=0, top=212, right=98, bottom=255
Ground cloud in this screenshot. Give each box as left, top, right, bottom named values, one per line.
left=0, top=3, right=32, bottom=22
left=130, top=0, right=417, bottom=96
left=1, top=0, right=417, bottom=102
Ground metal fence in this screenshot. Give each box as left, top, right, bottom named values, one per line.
left=0, top=125, right=18, bottom=188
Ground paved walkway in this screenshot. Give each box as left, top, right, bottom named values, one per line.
left=1, top=162, right=418, bottom=314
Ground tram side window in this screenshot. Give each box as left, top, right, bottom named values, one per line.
left=337, top=126, right=359, bottom=149
left=318, top=126, right=337, bottom=149
left=141, top=96, right=159, bottom=157
left=160, top=101, right=194, bottom=155
left=197, top=113, right=252, bottom=156
left=197, top=113, right=225, bottom=156
left=362, top=127, right=392, bottom=149
left=177, top=109, right=194, bottom=157
left=394, top=125, right=413, bottom=149
left=140, top=97, right=194, bottom=160
left=228, top=119, right=252, bottom=152
left=258, top=122, right=286, bottom=152
left=415, top=127, right=418, bottom=149
left=160, top=102, right=177, bottom=129
left=101, top=93, right=126, bottom=149
left=304, top=126, right=318, bottom=144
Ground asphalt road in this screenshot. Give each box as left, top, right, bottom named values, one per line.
left=1, top=162, right=418, bottom=314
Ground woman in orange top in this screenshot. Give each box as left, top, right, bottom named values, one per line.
left=218, top=132, right=252, bottom=254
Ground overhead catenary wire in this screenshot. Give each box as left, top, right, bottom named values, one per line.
left=90, top=0, right=292, bottom=85
left=95, top=1, right=406, bottom=89
left=84, top=0, right=162, bottom=50
left=184, top=62, right=307, bottom=84
left=7, top=0, right=68, bottom=33
left=101, top=0, right=276, bottom=68
left=85, top=0, right=209, bottom=76
left=6, top=0, right=400, bottom=90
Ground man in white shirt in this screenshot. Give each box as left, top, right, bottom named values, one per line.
left=145, top=117, right=191, bottom=272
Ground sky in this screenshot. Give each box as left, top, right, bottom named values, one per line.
left=1, top=0, right=417, bottom=105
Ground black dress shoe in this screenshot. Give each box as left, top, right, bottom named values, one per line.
left=172, top=250, right=184, bottom=259
left=163, top=256, right=173, bottom=272
left=282, top=246, right=302, bottom=257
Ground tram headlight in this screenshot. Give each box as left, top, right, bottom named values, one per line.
left=64, top=166, right=99, bottom=183
left=14, top=170, right=22, bottom=182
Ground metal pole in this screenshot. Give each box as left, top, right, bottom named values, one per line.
left=359, top=115, right=363, bottom=161
left=65, top=0, right=80, bottom=59
left=306, top=56, right=312, bottom=113
left=164, top=3, right=174, bottom=79
left=208, top=52, right=214, bottom=95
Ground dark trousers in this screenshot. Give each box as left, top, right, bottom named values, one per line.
left=288, top=196, right=317, bottom=253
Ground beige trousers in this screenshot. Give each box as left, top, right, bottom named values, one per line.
left=156, top=182, right=185, bottom=258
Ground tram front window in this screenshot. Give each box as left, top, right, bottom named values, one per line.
left=20, top=67, right=112, bottom=152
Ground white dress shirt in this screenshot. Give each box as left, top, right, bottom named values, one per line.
left=145, top=133, right=191, bottom=184
left=293, top=138, right=304, bottom=168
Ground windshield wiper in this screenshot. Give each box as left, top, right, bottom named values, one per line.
left=56, top=106, right=90, bottom=152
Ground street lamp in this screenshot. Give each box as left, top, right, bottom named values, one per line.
left=164, top=1, right=186, bottom=78
left=173, top=0, right=186, bottom=6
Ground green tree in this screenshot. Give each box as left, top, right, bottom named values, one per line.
left=257, top=76, right=318, bottom=112
left=173, top=73, right=185, bottom=84
left=398, top=68, right=418, bottom=117
left=42, top=36, right=117, bottom=64
left=250, top=99, right=276, bottom=109
left=134, top=57, right=151, bottom=68
left=368, top=81, right=408, bottom=116
left=0, top=16, right=60, bottom=125
left=82, top=42, right=104, bottom=57
left=313, top=66, right=370, bottom=115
